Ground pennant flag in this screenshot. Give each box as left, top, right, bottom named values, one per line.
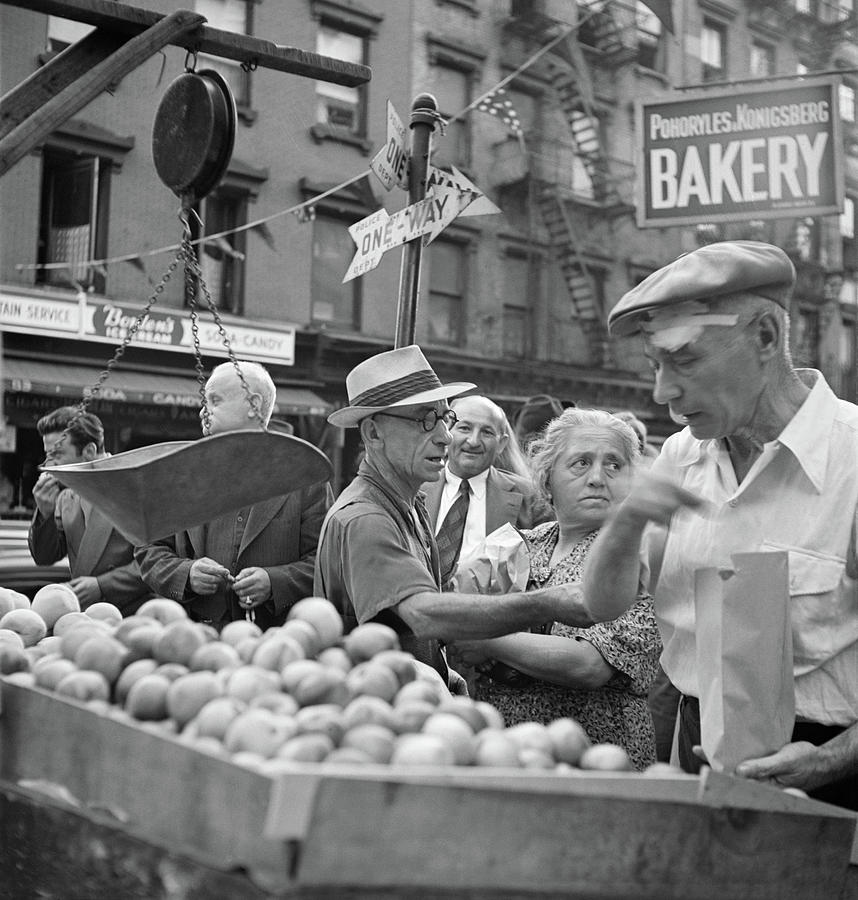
left=640, top=0, right=674, bottom=35
left=251, top=221, right=276, bottom=251
left=203, top=236, right=245, bottom=262
left=475, top=88, right=524, bottom=140
left=294, top=204, right=316, bottom=224
left=125, top=256, right=146, bottom=273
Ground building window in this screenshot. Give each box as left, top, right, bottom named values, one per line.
left=636, top=1, right=664, bottom=71
left=502, top=253, right=531, bottom=358
left=432, top=65, right=472, bottom=170
left=37, top=148, right=110, bottom=293
left=311, top=215, right=361, bottom=330
left=750, top=40, right=775, bottom=77
left=425, top=239, right=466, bottom=345
left=701, top=20, right=726, bottom=82
left=315, top=24, right=366, bottom=138
left=841, top=82, right=856, bottom=123
left=192, top=189, right=247, bottom=316
left=195, top=0, right=252, bottom=110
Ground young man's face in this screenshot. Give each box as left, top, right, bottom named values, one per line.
left=42, top=431, right=86, bottom=466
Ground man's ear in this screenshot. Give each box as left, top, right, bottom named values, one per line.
left=359, top=417, right=381, bottom=445
left=754, top=311, right=782, bottom=361
left=246, top=392, right=264, bottom=418
left=81, top=442, right=99, bottom=462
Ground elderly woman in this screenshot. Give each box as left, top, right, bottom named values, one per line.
left=452, top=408, right=661, bottom=770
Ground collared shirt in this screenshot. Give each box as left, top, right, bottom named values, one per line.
left=435, top=466, right=489, bottom=562
left=313, top=458, right=447, bottom=679
left=643, top=370, right=858, bottom=726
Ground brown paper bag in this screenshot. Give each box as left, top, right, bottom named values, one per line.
left=694, top=550, right=795, bottom=773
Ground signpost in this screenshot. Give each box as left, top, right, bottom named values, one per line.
left=636, top=76, right=842, bottom=227
left=370, top=100, right=409, bottom=192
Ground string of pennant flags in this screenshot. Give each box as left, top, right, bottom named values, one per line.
left=14, top=0, right=655, bottom=282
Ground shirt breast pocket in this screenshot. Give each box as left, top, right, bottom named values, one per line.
left=761, top=542, right=858, bottom=670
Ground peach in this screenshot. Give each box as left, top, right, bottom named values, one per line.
left=280, top=659, right=326, bottom=694
left=112, top=615, right=151, bottom=643
left=0, top=644, right=30, bottom=675
left=390, top=733, right=455, bottom=766
left=74, top=634, right=129, bottom=685
left=546, top=717, right=591, bottom=766
left=153, top=620, right=209, bottom=666
left=390, top=699, right=437, bottom=734
left=115, top=657, right=159, bottom=705
left=83, top=601, right=123, bottom=627
left=316, top=646, right=353, bottom=674
left=340, top=723, right=396, bottom=764
left=291, top=667, right=351, bottom=708
left=249, top=691, right=299, bottom=717
left=579, top=743, right=633, bottom=772
left=473, top=730, right=522, bottom=768
left=59, top=622, right=111, bottom=661
left=371, top=649, right=417, bottom=687
left=345, top=660, right=400, bottom=703
left=294, top=703, right=347, bottom=745
left=437, top=696, right=490, bottom=733
left=154, top=662, right=189, bottom=682
left=475, top=700, right=505, bottom=730
left=166, top=670, right=222, bottom=728
left=193, top=696, right=248, bottom=741
left=125, top=673, right=172, bottom=720
left=0, top=608, right=47, bottom=647
left=275, top=732, right=334, bottom=763
left=421, top=712, right=475, bottom=765
left=224, top=664, right=281, bottom=703
left=188, top=640, right=241, bottom=672
left=0, top=628, right=25, bottom=650
left=286, top=597, right=344, bottom=648
left=393, top=679, right=445, bottom=708
left=0, top=587, right=31, bottom=616
left=341, top=694, right=398, bottom=732
left=504, top=721, right=554, bottom=757
left=122, top=622, right=165, bottom=662
left=219, top=619, right=262, bottom=648
left=519, top=747, right=557, bottom=769
left=251, top=634, right=305, bottom=671
left=223, top=708, right=298, bottom=757
left=31, top=583, right=80, bottom=630
left=323, top=747, right=375, bottom=766
left=32, top=656, right=78, bottom=690
left=342, top=622, right=400, bottom=663
left=136, top=597, right=188, bottom=625
left=52, top=611, right=96, bottom=638
left=278, top=619, right=323, bottom=658
left=234, top=636, right=262, bottom=664
left=55, top=669, right=111, bottom=703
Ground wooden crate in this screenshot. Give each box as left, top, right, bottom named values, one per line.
left=1, top=678, right=856, bottom=898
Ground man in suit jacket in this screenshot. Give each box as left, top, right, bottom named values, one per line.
left=28, top=407, right=150, bottom=614
left=422, top=395, right=553, bottom=578
left=135, top=361, right=332, bottom=631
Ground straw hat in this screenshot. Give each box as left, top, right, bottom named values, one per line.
left=328, top=345, right=475, bottom=428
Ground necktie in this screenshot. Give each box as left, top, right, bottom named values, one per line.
left=436, top=479, right=470, bottom=585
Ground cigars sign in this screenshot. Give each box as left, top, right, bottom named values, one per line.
left=636, top=77, right=843, bottom=227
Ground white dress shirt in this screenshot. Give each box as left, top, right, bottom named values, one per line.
left=435, top=467, right=490, bottom=563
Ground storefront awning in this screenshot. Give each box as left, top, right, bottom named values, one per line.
left=2, top=358, right=330, bottom=416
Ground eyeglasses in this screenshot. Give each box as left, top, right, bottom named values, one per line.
left=375, top=409, right=458, bottom=432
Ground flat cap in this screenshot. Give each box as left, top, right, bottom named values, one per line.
left=608, top=241, right=796, bottom=336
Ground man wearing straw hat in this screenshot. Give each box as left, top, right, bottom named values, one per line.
left=315, top=345, right=594, bottom=692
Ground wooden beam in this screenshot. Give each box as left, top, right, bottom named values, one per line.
left=1, top=0, right=372, bottom=87
left=0, top=9, right=204, bottom=177
left=0, top=27, right=128, bottom=142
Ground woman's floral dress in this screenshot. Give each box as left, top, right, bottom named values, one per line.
left=475, top=522, right=662, bottom=770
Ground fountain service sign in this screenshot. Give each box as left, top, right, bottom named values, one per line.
left=636, top=77, right=842, bottom=227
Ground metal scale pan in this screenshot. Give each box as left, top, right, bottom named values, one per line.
left=42, top=431, right=333, bottom=545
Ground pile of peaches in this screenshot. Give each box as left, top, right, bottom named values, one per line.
left=0, top=584, right=639, bottom=773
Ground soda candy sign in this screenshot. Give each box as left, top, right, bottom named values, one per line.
left=636, top=77, right=843, bottom=227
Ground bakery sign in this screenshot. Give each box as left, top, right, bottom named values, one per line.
left=636, top=76, right=843, bottom=227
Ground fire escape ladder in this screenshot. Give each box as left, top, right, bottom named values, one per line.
left=536, top=187, right=610, bottom=365
left=579, top=1, right=633, bottom=61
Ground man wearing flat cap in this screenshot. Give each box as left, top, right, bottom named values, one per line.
left=583, top=240, right=858, bottom=809
left=315, top=345, right=592, bottom=692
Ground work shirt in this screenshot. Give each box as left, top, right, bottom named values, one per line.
left=435, top=467, right=490, bottom=562
left=643, top=369, right=858, bottom=726
left=313, top=458, right=448, bottom=681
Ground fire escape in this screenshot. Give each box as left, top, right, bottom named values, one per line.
left=502, top=1, right=636, bottom=367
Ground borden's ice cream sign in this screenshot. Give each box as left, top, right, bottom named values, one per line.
left=636, top=77, right=842, bottom=227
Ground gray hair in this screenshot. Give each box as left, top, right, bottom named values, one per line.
left=210, top=360, right=276, bottom=425
left=527, top=408, right=641, bottom=502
